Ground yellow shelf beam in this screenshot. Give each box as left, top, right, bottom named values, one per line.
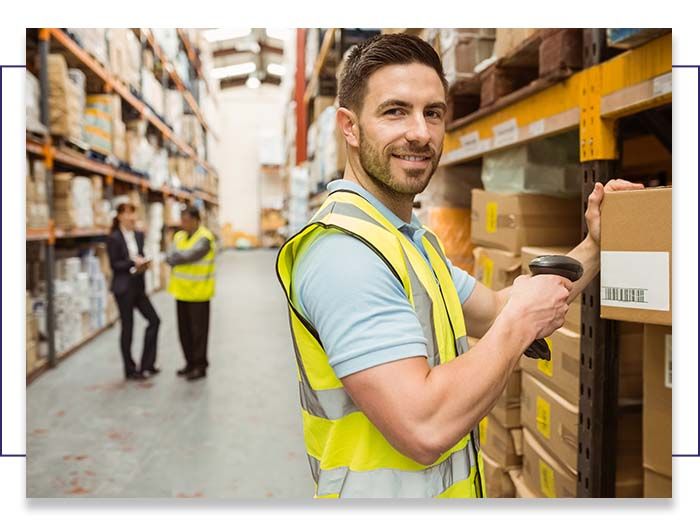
left=443, top=32, right=672, bottom=164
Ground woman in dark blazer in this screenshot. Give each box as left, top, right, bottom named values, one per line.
left=107, top=202, right=161, bottom=380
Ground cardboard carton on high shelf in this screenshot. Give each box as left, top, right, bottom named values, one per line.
left=520, top=372, right=578, bottom=473
left=491, top=368, right=522, bottom=428
left=508, top=469, right=537, bottom=498
left=600, top=187, right=671, bottom=325
left=522, top=428, right=576, bottom=498
left=478, top=414, right=522, bottom=468
left=521, top=245, right=581, bottom=334
left=520, top=323, right=644, bottom=406
left=481, top=450, right=515, bottom=498
left=644, top=468, right=672, bottom=498
left=473, top=246, right=521, bottom=291
left=471, top=189, right=580, bottom=253
left=643, top=324, right=672, bottom=480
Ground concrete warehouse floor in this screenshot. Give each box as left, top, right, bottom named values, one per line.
left=26, top=250, right=311, bottom=498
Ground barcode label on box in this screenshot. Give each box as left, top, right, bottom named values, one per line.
left=665, top=334, right=672, bottom=388
left=601, top=251, right=670, bottom=311
left=602, top=287, right=648, bottom=303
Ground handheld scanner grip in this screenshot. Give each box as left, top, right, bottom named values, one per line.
left=528, top=255, right=583, bottom=282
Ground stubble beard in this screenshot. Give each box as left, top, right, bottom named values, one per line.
left=357, top=127, right=441, bottom=199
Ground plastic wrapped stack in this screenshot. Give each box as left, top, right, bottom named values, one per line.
left=84, top=94, right=120, bottom=157
left=165, top=89, right=184, bottom=136
left=26, top=71, right=47, bottom=135
left=152, top=28, right=179, bottom=63
left=53, top=258, right=85, bottom=353
left=68, top=29, right=108, bottom=65
left=107, top=28, right=142, bottom=90
left=288, top=166, right=310, bottom=235
left=316, top=106, right=346, bottom=187
left=182, top=115, right=205, bottom=159
left=164, top=197, right=182, bottom=226
left=70, top=176, right=95, bottom=228
left=26, top=159, right=50, bottom=229
left=141, top=68, right=165, bottom=117
left=47, top=54, right=83, bottom=142
left=91, top=176, right=112, bottom=228
left=26, top=291, right=40, bottom=373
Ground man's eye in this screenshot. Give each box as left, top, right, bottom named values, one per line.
left=385, top=108, right=404, bottom=116
left=426, top=110, right=443, bottom=119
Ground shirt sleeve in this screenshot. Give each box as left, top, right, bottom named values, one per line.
left=292, top=231, right=428, bottom=378
left=446, top=257, right=478, bottom=304
left=166, top=237, right=211, bottom=266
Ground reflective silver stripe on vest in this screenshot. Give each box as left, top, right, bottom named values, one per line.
left=313, top=444, right=475, bottom=498
left=455, top=335, right=469, bottom=357
left=171, top=271, right=216, bottom=281
left=299, top=380, right=358, bottom=420
left=422, top=230, right=450, bottom=270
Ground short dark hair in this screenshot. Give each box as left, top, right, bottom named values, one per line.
left=338, top=33, right=448, bottom=112
left=182, top=206, right=201, bottom=221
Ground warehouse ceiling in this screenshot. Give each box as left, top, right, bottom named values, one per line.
left=205, top=28, right=286, bottom=90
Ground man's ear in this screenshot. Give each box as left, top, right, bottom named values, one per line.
left=337, top=107, right=360, bottom=148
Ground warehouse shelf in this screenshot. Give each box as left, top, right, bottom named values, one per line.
left=136, top=28, right=218, bottom=140
left=44, top=28, right=219, bottom=179
left=442, top=32, right=671, bottom=164
left=176, top=29, right=214, bottom=100
left=304, top=28, right=338, bottom=104
left=26, top=136, right=217, bottom=205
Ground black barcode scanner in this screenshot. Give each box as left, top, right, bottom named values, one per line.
left=523, top=255, right=584, bottom=361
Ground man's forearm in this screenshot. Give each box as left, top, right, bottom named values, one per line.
left=408, top=309, right=532, bottom=462
left=566, top=234, right=599, bottom=301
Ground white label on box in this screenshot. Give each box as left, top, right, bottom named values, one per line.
left=653, top=72, right=672, bottom=97
left=529, top=119, right=545, bottom=137
left=600, top=251, right=670, bottom=311
left=492, top=118, right=518, bottom=148
left=665, top=334, right=672, bottom=388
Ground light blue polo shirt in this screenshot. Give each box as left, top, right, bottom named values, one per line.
left=291, top=179, right=477, bottom=378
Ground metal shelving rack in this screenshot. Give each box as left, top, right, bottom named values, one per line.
left=26, top=28, right=220, bottom=379
left=443, top=30, right=671, bottom=497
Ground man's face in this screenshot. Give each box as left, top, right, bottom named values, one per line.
left=181, top=214, right=198, bottom=234
left=356, top=63, right=447, bottom=196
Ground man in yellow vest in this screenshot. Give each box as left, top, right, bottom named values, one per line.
left=166, top=206, right=216, bottom=381
left=277, top=34, right=642, bottom=498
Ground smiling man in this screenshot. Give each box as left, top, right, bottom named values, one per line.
left=276, top=33, right=641, bottom=498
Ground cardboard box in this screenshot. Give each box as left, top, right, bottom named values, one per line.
left=522, top=428, right=577, bottom=498
left=520, top=327, right=580, bottom=405
left=473, top=246, right=521, bottom=291
left=600, top=187, right=671, bottom=325
left=521, top=245, right=581, bottom=333
left=481, top=451, right=516, bottom=498
left=478, top=414, right=522, bottom=468
left=644, top=468, right=672, bottom=498
left=616, top=408, right=644, bottom=497
left=521, top=372, right=579, bottom=473
left=619, top=322, right=644, bottom=399
left=490, top=368, right=522, bottom=428
left=471, top=189, right=580, bottom=253
left=508, top=469, right=537, bottom=498
left=643, top=324, right=672, bottom=477
left=421, top=207, right=475, bottom=274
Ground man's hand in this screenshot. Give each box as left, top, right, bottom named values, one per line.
left=502, top=274, right=572, bottom=342
left=585, top=179, right=644, bottom=245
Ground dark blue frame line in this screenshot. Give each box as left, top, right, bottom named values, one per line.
left=670, top=64, right=700, bottom=458
left=0, top=64, right=698, bottom=459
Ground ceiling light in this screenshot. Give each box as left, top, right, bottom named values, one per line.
left=203, top=28, right=251, bottom=42
left=211, top=62, right=256, bottom=79
left=246, top=76, right=261, bottom=89
left=266, top=63, right=285, bottom=76
left=265, top=28, right=291, bottom=41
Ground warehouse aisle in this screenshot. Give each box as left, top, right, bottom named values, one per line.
left=26, top=250, right=312, bottom=498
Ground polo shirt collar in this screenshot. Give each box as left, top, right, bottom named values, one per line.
left=327, top=179, right=423, bottom=232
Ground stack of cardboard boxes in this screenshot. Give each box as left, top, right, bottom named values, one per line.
left=26, top=158, right=50, bottom=229
left=437, top=29, right=496, bottom=86
left=469, top=186, right=581, bottom=498
left=600, top=187, right=672, bottom=497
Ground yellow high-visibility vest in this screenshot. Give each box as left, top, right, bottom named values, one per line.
left=276, top=189, right=485, bottom=498
left=168, top=226, right=216, bottom=302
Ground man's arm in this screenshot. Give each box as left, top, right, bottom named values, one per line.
left=461, top=179, right=644, bottom=338
left=166, top=237, right=211, bottom=266
left=342, top=273, right=571, bottom=465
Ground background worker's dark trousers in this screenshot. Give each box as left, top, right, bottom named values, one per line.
left=176, top=300, right=210, bottom=370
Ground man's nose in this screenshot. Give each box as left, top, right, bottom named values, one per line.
left=404, top=113, right=431, bottom=145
